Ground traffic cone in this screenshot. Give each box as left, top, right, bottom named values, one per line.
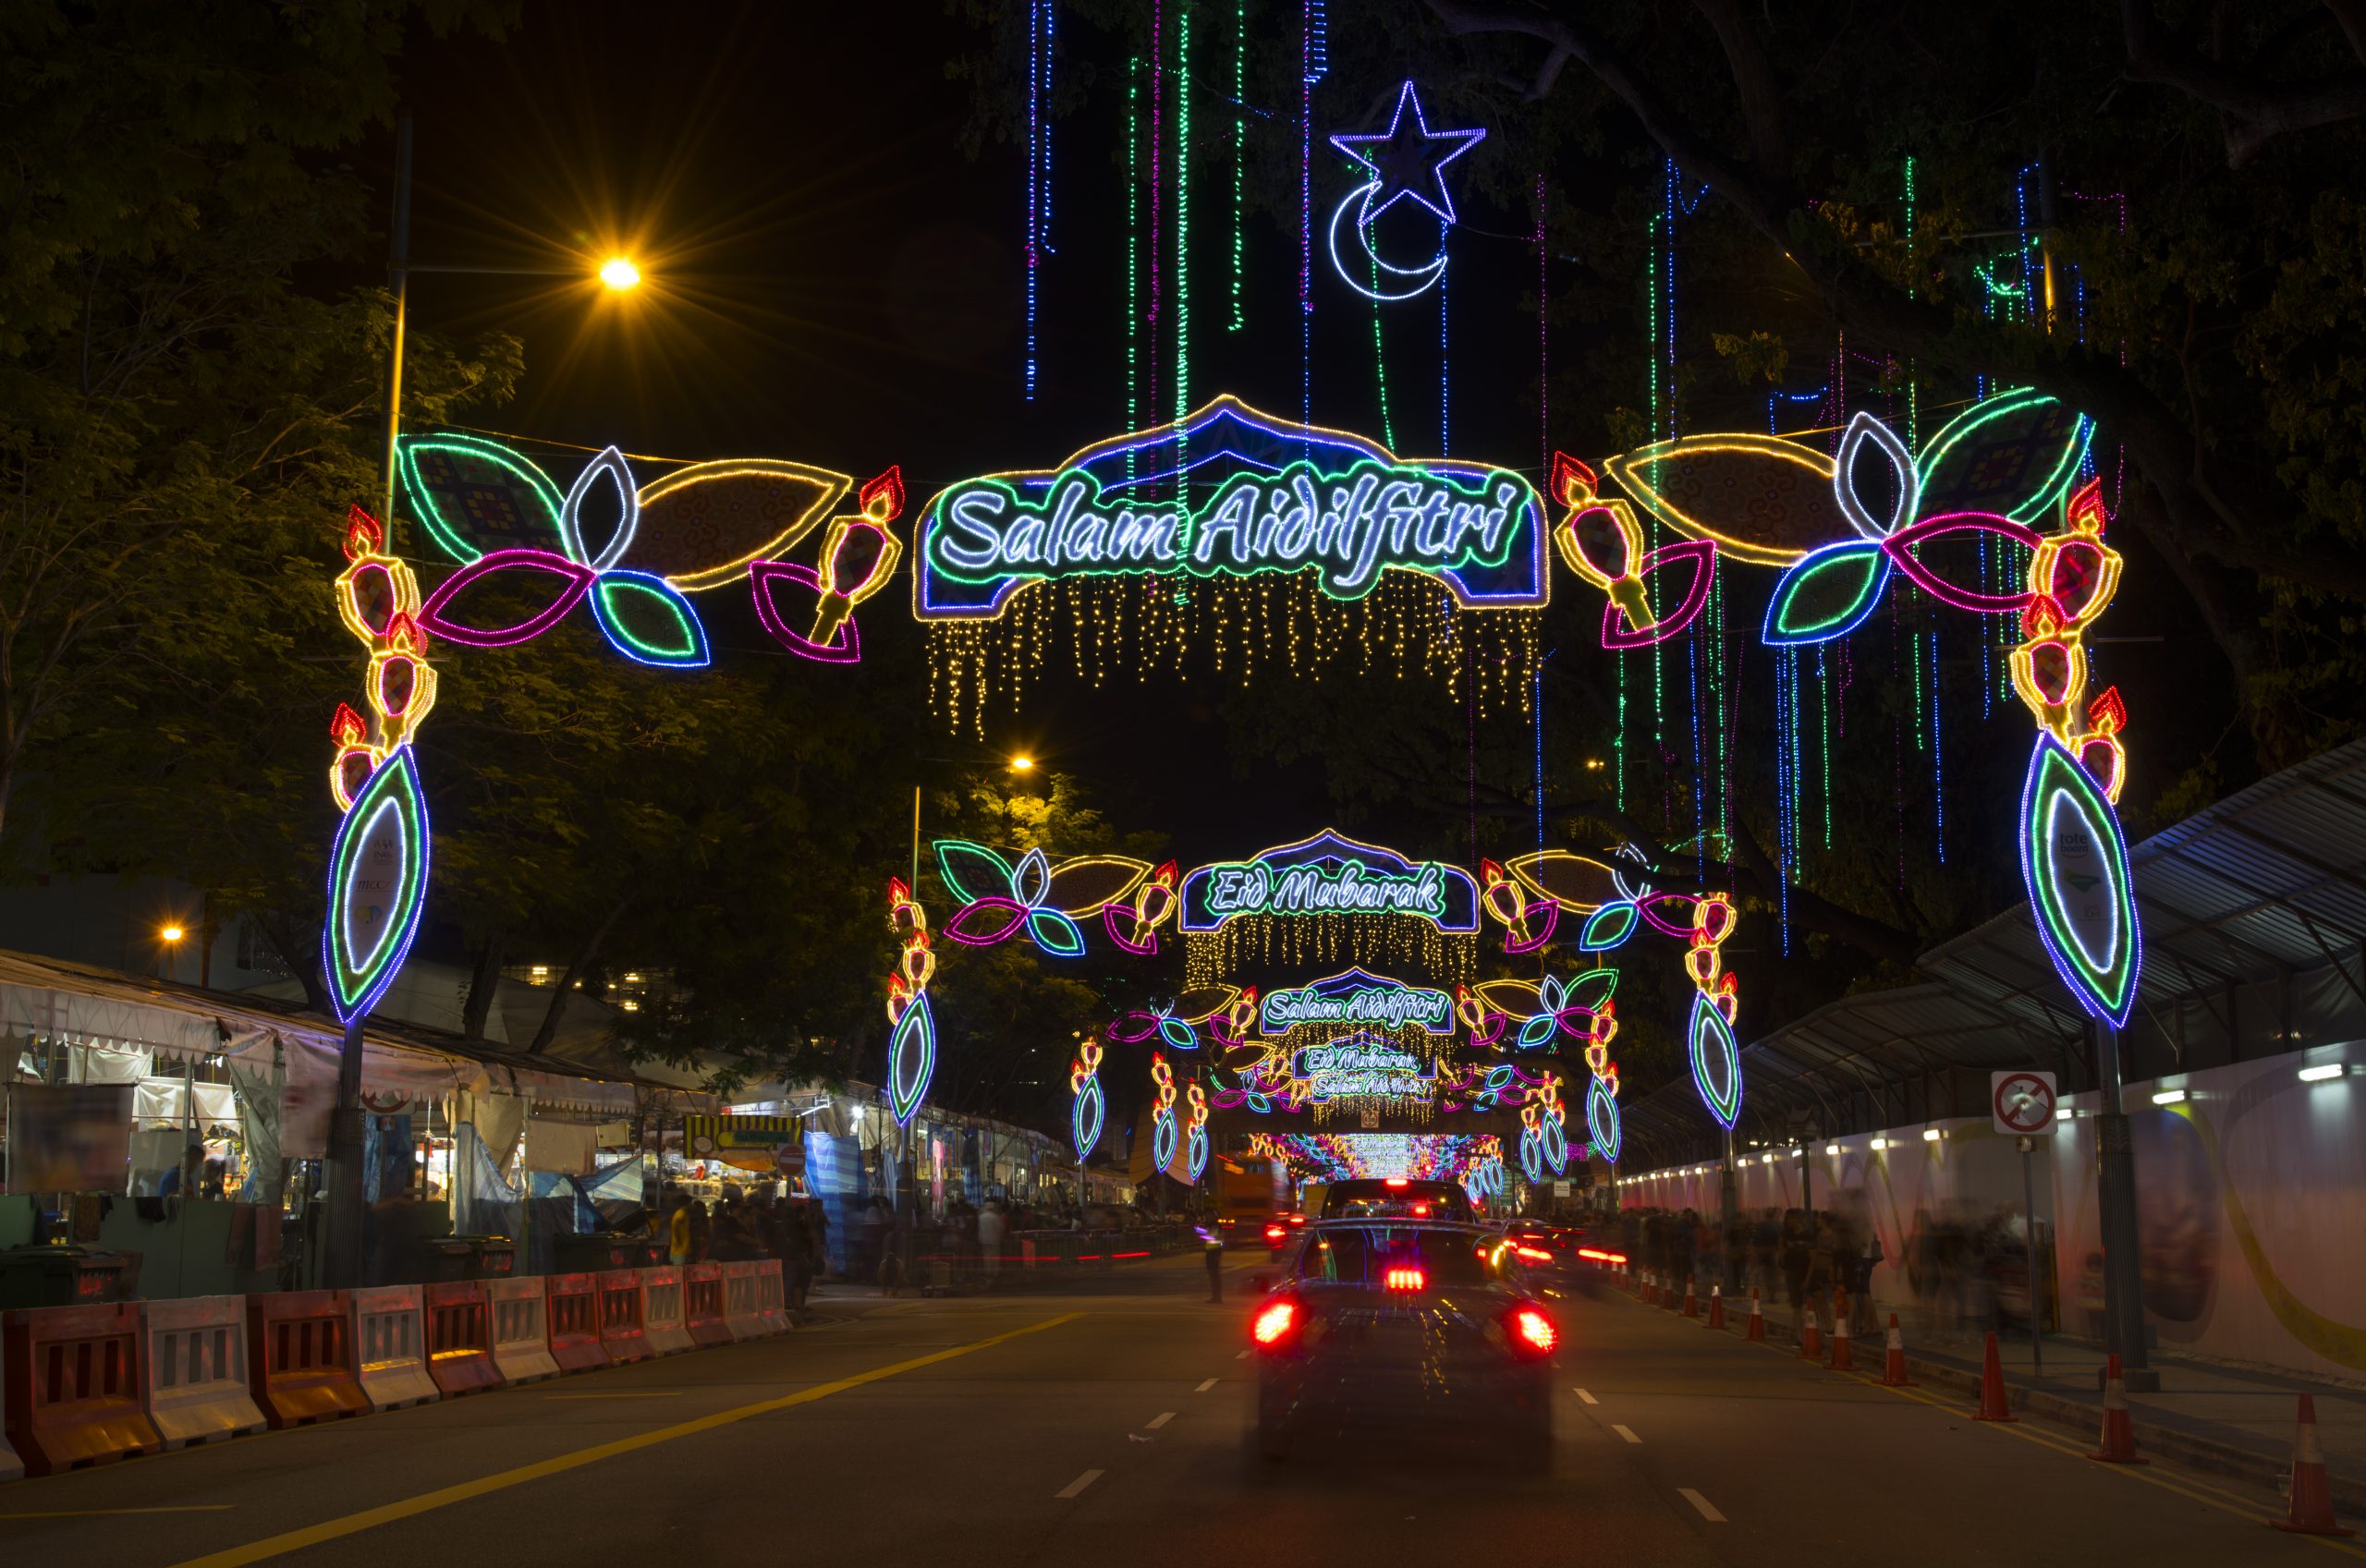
left=1706, top=1283, right=1726, bottom=1330
left=1682, top=1276, right=1699, bottom=1318
left=2086, top=1355, right=2146, bottom=1464
left=1877, top=1314, right=1915, bottom=1387
left=1799, top=1308, right=1822, bottom=1361
left=1828, top=1302, right=1855, bottom=1371
left=2273, top=1394, right=2355, bottom=1537
left=1973, top=1331, right=2018, bottom=1422
left=1641, top=1270, right=1657, bottom=1306
left=1746, top=1288, right=1766, bottom=1342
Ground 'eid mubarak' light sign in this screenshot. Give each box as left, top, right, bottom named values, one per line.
left=1180, top=830, right=1481, bottom=933
left=913, top=396, right=1546, bottom=617
left=1259, top=967, right=1456, bottom=1036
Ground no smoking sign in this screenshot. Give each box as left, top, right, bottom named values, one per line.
left=1991, top=1070, right=2058, bottom=1136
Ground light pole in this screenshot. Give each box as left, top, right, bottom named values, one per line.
left=328, top=115, right=646, bottom=1290
left=377, top=112, right=643, bottom=545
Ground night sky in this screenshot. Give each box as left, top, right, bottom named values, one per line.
left=370, top=0, right=1588, bottom=872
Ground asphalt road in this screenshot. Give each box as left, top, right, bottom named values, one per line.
left=1, top=1256, right=2355, bottom=1567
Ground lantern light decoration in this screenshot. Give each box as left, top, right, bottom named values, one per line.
left=1185, top=1079, right=1211, bottom=1182
left=1069, top=1039, right=1105, bottom=1160
left=1150, top=1052, right=1180, bottom=1173
left=886, top=878, right=938, bottom=1125
left=750, top=467, right=908, bottom=663
left=321, top=506, right=434, bottom=1024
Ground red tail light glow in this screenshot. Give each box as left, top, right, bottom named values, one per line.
left=1578, top=1247, right=1629, bottom=1265
left=1411, top=1203, right=1430, bottom=1217
left=1383, top=1267, right=1427, bottom=1293
left=1384, top=1177, right=1409, bottom=1188
left=1288, top=1213, right=1306, bottom=1226
left=1510, top=1307, right=1558, bottom=1355
left=1516, top=1246, right=1554, bottom=1263
left=1264, top=1225, right=1286, bottom=1241
left=1252, top=1299, right=1300, bottom=1347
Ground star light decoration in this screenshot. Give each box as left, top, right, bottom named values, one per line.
left=1326, top=80, right=1486, bottom=303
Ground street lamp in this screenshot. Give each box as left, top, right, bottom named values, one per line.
left=1008, top=755, right=1036, bottom=772
left=157, top=923, right=185, bottom=982
left=379, top=113, right=650, bottom=539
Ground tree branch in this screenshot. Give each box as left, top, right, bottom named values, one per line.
left=2121, top=0, right=2366, bottom=165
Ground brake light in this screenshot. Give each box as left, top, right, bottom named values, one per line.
left=1288, top=1213, right=1306, bottom=1225
left=1384, top=1177, right=1409, bottom=1188
left=1508, top=1307, right=1558, bottom=1356
left=1383, top=1266, right=1427, bottom=1293
left=1264, top=1225, right=1286, bottom=1241
left=1578, top=1247, right=1628, bottom=1265
left=1252, top=1298, right=1300, bottom=1347
left=1516, top=1246, right=1554, bottom=1263
left=1411, top=1203, right=1430, bottom=1217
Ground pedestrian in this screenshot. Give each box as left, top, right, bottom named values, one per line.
left=1201, top=1222, right=1225, bottom=1303
left=687, top=1196, right=713, bottom=1263
left=666, top=1190, right=692, bottom=1267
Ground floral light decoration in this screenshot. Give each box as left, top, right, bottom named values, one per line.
left=1069, top=1039, right=1105, bottom=1160
left=1105, top=986, right=1248, bottom=1051
left=322, top=506, right=435, bottom=1024
left=933, top=840, right=1152, bottom=957
left=1470, top=970, right=1618, bottom=1053
left=885, top=877, right=938, bottom=1126
left=1150, top=1052, right=1180, bottom=1173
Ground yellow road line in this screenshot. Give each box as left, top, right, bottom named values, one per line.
left=171, top=1312, right=1082, bottom=1568
left=3, top=1506, right=236, bottom=1520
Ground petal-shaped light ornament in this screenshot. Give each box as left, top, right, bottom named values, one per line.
left=415, top=549, right=598, bottom=647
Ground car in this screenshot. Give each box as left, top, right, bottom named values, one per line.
left=1315, top=1176, right=1475, bottom=1222
left=1249, top=1218, right=1558, bottom=1467
left=1257, top=1209, right=1310, bottom=1256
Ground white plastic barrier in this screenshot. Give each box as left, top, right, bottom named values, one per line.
left=639, top=1267, right=693, bottom=1356
left=142, top=1295, right=266, bottom=1448
left=751, top=1262, right=790, bottom=1334
left=0, top=1335, right=20, bottom=1483
left=720, top=1261, right=770, bottom=1341
left=348, top=1285, right=439, bottom=1410
left=487, top=1275, right=560, bottom=1384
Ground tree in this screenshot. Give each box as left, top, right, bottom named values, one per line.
left=0, top=1, right=519, bottom=853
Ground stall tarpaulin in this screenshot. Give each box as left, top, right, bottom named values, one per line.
left=522, top=1119, right=596, bottom=1176
left=6, top=1082, right=134, bottom=1191
left=133, top=1079, right=239, bottom=1125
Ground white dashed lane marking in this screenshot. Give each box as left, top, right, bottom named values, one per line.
left=1612, top=1424, right=1642, bottom=1444
left=1056, top=1470, right=1104, bottom=1500
left=1145, top=1412, right=1175, bottom=1429
left=1679, top=1489, right=1726, bottom=1522
left=1195, top=1379, right=1217, bottom=1392
left=1573, top=1388, right=1598, bottom=1404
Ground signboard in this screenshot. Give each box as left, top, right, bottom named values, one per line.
left=914, top=395, right=1547, bottom=618
left=1290, top=1035, right=1436, bottom=1108
left=1180, top=829, right=1480, bottom=932
left=1258, top=966, right=1455, bottom=1035
left=1990, top=1070, right=2057, bottom=1137
left=684, top=1113, right=807, bottom=1176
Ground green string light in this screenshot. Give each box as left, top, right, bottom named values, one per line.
left=1230, top=0, right=1246, bottom=333
left=1176, top=5, right=1191, bottom=433
left=1127, top=55, right=1140, bottom=484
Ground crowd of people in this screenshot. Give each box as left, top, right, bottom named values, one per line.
left=1616, top=1201, right=2051, bottom=1338
left=648, top=1183, right=829, bottom=1317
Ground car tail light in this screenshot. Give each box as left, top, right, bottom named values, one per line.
left=1506, top=1305, right=1558, bottom=1358
left=1516, top=1246, right=1554, bottom=1263
left=1578, top=1246, right=1628, bottom=1265
left=1264, top=1225, right=1286, bottom=1242
left=1252, top=1298, right=1300, bottom=1349
left=1383, top=1266, right=1427, bottom=1293
left=1384, top=1177, right=1409, bottom=1188
left=1288, top=1213, right=1306, bottom=1226
left=1411, top=1203, right=1430, bottom=1217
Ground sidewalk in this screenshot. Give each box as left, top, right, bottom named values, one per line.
left=1628, top=1276, right=2366, bottom=1515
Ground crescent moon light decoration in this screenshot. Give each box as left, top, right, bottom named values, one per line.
left=1325, top=80, right=1485, bottom=305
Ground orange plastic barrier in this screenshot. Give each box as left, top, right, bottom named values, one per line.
left=248, top=1290, right=368, bottom=1428
left=721, top=1261, right=770, bottom=1342
left=141, top=1295, right=265, bottom=1449
left=638, top=1267, right=693, bottom=1356
left=486, top=1276, right=560, bottom=1385
left=682, top=1263, right=732, bottom=1348
left=423, top=1281, right=501, bottom=1396
left=1, top=1303, right=162, bottom=1474
left=544, top=1272, right=610, bottom=1374
left=597, top=1270, right=649, bottom=1365
left=350, top=1285, right=438, bottom=1410
left=750, top=1260, right=790, bottom=1334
